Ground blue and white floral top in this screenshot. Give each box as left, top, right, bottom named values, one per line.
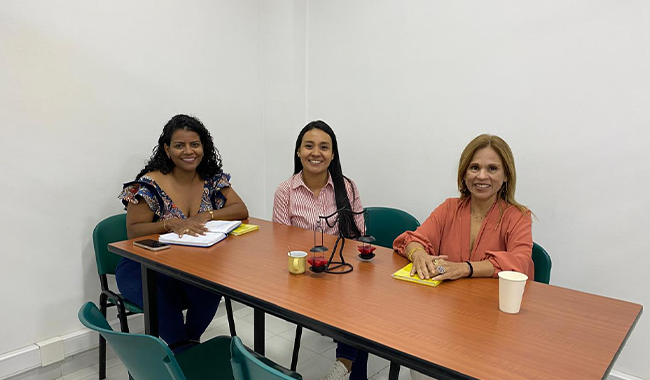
left=118, top=173, right=231, bottom=221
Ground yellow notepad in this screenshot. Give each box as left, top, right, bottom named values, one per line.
left=230, top=223, right=259, bottom=236
left=392, top=263, right=442, bottom=287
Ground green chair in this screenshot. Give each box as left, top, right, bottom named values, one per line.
left=532, top=242, right=552, bottom=284
left=364, top=207, right=421, bottom=249
left=79, top=302, right=234, bottom=380
left=93, top=214, right=238, bottom=379
left=364, top=207, right=421, bottom=378
left=93, top=214, right=144, bottom=379
left=231, top=336, right=302, bottom=380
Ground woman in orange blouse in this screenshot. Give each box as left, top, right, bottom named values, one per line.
left=393, top=134, right=533, bottom=283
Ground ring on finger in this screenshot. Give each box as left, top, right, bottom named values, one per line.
left=437, top=266, right=445, bottom=274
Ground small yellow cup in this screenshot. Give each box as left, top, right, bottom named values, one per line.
left=288, top=251, right=308, bottom=274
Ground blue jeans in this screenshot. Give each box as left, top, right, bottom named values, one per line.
left=336, top=342, right=369, bottom=380
left=115, top=258, right=221, bottom=347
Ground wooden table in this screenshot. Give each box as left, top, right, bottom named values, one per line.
left=108, top=218, right=642, bottom=380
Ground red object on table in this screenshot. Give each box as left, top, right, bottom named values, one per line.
left=357, top=245, right=376, bottom=254
left=308, top=257, right=328, bottom=267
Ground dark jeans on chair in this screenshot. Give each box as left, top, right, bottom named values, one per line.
left=336, top=342, right=369, bottom=380
left=115, top=258, right=221, bottom=346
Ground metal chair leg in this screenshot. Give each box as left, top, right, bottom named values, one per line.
left=98, top=335, right=107, bottom=380
left=99, top=293, right=108, bottom=380
left=116, top=303, right=129, bottom=333
left=290, top=325, right=303, bottom=371
left=388, top=362, right=400, bottom=380
left=225, top=297, right=237, bottom=336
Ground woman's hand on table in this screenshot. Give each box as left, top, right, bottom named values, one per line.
left=410, top=251, right=448, bottom=280
left=167, top=218, right=209, bottom=237
left=427, top=258, right=471, bottom=281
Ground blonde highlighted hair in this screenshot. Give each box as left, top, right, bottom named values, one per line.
left=457, top=134, right=528, bottom=214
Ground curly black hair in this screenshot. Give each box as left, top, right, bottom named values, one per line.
left=136, top=114, right=223, bottom=180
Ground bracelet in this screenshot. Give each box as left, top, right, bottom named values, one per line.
left=406, top=247, right=425, bottom=261
left=163, top=219, right=171, bottom=232
left=465, top=261, right=473, bottom=278
left=209, top=210, right=214, bottom=220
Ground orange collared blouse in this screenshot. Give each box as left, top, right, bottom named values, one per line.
left=393, top=197, right=534, bottom=278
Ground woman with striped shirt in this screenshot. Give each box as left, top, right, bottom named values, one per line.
left=273, top=120, right=367, bottom=380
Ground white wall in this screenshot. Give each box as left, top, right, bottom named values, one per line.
left=1, top=0, right=648, bottom=378
left=0, top=0, right=264, bottom=355
left=262, top=0, right=308, bottom=218
left=305, top=0, right=649, bottom=378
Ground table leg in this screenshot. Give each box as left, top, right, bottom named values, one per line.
left=141, top=265, right=159, bottom=337
left=254, top=308, right=265, bottom=354
left=388, top=362, right=400, bottom=380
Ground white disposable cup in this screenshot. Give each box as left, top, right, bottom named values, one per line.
left=498, top=271, right=528, bottom=314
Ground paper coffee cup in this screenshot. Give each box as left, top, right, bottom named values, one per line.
left=498, top=271, right=528, bottom=314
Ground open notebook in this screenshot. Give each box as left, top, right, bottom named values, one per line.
left=159, top=220, right=242, bottom=247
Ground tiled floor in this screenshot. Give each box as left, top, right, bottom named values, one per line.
left=55, top=300, right=413, bottom=380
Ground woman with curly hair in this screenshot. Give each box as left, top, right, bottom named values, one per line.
left=115, top=114, right=248, bottom=351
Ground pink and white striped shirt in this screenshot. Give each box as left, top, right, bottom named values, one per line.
left=273, top=172, right=365, bottom=236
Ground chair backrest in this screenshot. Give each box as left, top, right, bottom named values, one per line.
left=364, top=207, right=421, bottom=249
left=93, top=214, right=128, bottom=276
left=532, top=242, right=552, bottom=284
left=78, top=302, right=187, bottom=380
left=230, top=336, right=300, bottom=380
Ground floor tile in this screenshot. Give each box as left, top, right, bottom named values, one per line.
left=295, top=354, right=335, bottom=380
left=279, top=328, right=336, bottom=354
left=62, top=366, right=97, bottom=380
left=367, top=354, right=391, bottom=378
left=76, top=362, right=128, bottom=380
left=263, top=334, right=319, bottom=369
left=206, top=314, right=230, bottom=330
left=230, top=301, right=255, bottom=318
left=317, top=350, right=392, bottom=379
left=60, top=349, right=100, bottom=377
left=242, top=313, right=297, bottom=335
left=214, top=303, right=229, bottom=319
left=229, top=317, right=276, bottom=348
left=8, top=364, right=62, bottom=380
left=372, top=365, right=413, bottom=380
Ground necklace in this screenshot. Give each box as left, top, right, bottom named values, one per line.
left=471, top=212, right=486, bottom=220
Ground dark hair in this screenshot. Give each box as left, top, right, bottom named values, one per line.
left=136, top=114, right=223, bottom=180
left=293, top=120, right=361, bottom=239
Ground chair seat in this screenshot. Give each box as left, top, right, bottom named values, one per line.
left=176, top=336, right=234, bottom=380
left=107, top=297, right=144, bottom=314
left=231, top=336, right=302, bottom=380
left=246, top=347, right=302, bottom=379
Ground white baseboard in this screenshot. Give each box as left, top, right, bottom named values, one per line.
left=609, top=369, right=647, bottom=380
left=0, top=314, right=143, bottom=380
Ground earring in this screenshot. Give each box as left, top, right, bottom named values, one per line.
left=502, top=182, right=507, bottom=196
